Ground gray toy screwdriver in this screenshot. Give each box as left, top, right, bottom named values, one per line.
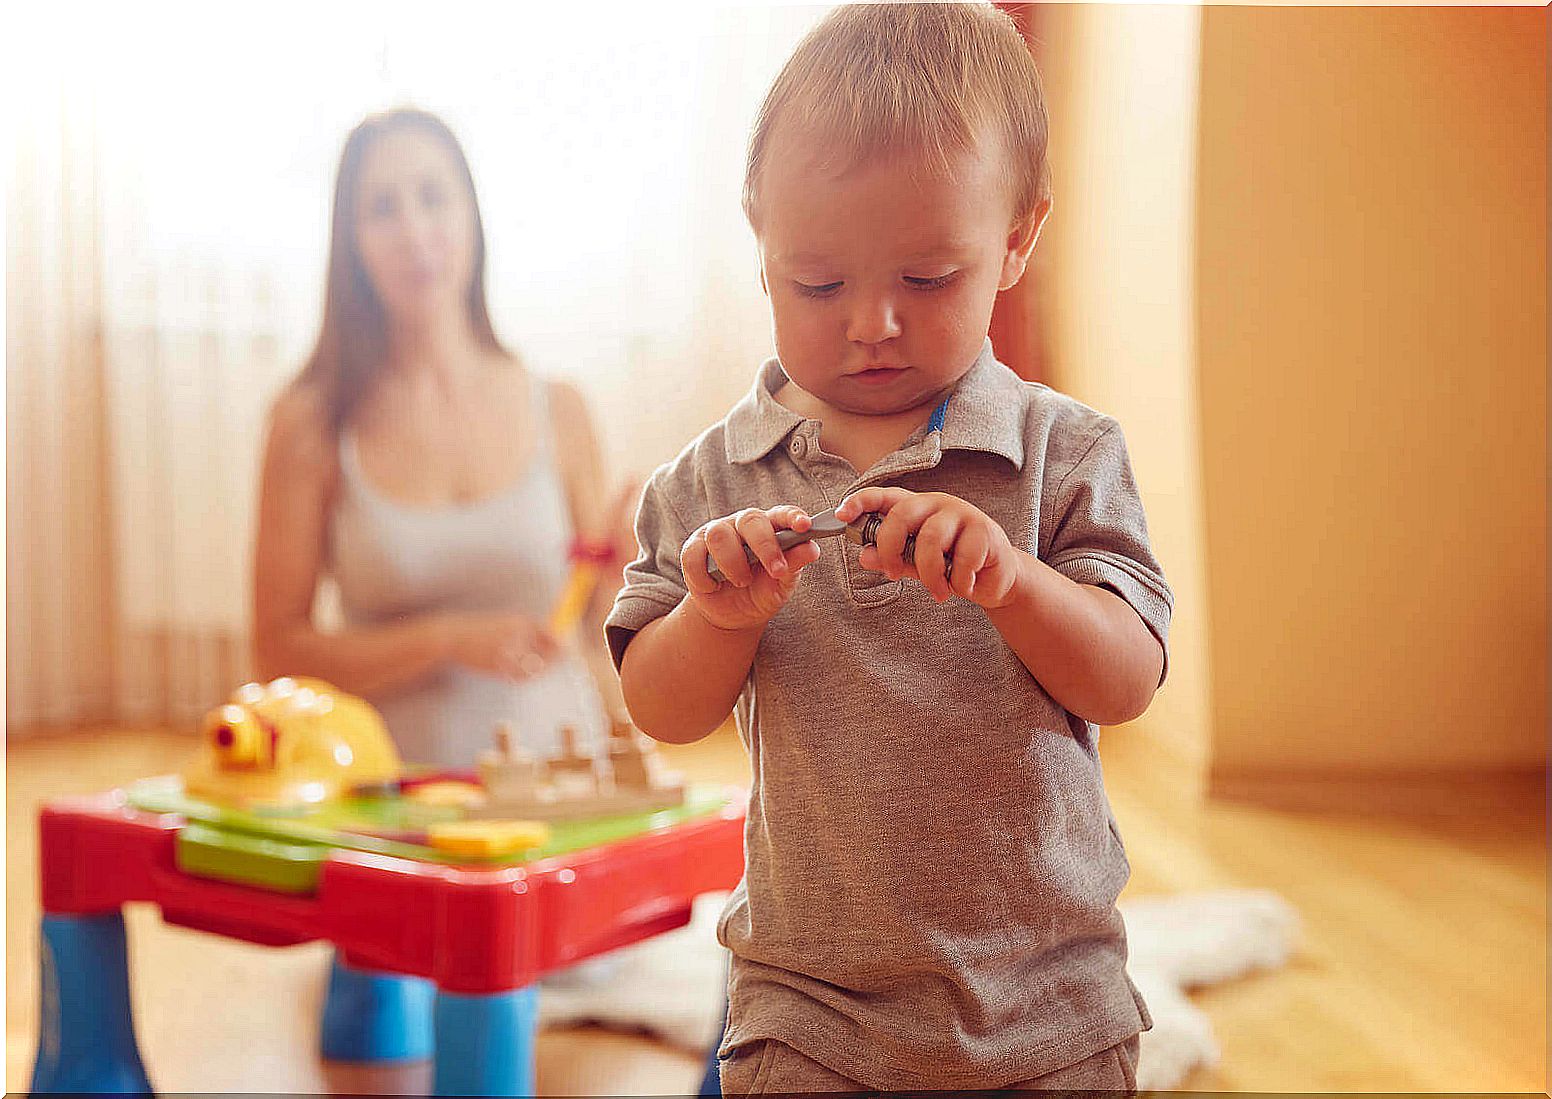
left=703, top=507, right=951, bottom=583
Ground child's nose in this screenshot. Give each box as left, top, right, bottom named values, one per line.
left=845, top=296, right=902, bottom=347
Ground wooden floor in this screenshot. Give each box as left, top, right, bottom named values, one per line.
left=6, top=726, right=1545, bottom=1094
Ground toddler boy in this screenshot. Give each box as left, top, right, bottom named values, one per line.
left=607, top=4, right=1171, bottom=1091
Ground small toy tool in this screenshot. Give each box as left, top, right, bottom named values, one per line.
left=547, top=538, right=617, bottom=635
left=548, top=481, right=641, bottom=634
left=704, top=507, right=951, bottom=583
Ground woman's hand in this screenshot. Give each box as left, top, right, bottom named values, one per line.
left=444, top=612, right=562, bottom=681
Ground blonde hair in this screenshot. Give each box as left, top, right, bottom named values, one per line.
left=743, top=3, right=1051, bottom=227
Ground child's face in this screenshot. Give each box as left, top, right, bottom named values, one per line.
left=755, top=134, right=1045, bottom=418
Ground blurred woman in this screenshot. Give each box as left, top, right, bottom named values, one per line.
left=253, top=107, right=630, bottom=766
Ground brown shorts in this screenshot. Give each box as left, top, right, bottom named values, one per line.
left=719, top=1032, right=1142, bottom=1095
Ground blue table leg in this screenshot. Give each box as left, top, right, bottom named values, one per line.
left=321, top=953, right=434, bottom=1061
left=31, top=912, right=153, bottom=1093
left=432, top=984, right=538, bottom=1096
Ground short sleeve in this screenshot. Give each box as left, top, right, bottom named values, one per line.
left=1042, top=423, right=1174, bottom=685
left=604, top=469, right=694, bottom=671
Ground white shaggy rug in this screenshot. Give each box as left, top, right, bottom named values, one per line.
left=538, top=889, right=1300, bottom=1091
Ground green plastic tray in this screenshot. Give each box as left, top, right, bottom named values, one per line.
left=176, top=821, right=328, bottom=894
left=129, top=775, right=731, bottom=871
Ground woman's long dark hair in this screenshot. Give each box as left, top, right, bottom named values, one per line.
left=300, top=108, right=507, bottom=432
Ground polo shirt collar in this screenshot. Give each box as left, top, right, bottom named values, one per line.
left=723, top=358, right=806, bottom=465
left=724, top=339, right=1026, bottom=470
left=939, top=338, right=1028, bottom=471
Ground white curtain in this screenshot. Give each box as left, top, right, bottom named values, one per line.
left=8, top=74, right=118, bottom=727
left=7, top=2, right=829, bottom=729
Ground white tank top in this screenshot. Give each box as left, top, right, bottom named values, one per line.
left=327, top=374, right=607, bottom=767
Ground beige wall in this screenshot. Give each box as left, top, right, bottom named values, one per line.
left=1038, top=5, right=1213, bottom=808
left=1195, top=8, right=1546, bottom=779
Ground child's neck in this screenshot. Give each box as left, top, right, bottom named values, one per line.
left=774, top=382, right=942, bottom=475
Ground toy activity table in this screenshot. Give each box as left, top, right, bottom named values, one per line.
left=32, top=776, right=746, bottom=1095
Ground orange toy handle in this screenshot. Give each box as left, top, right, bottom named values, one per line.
left=547, top=538, right=619, bottom=635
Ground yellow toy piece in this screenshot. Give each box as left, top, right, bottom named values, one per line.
left=426, top=819, right=551, bottom=857
left=405, top=781, right=487, bottom=810
left=184, top=678, right=402, bottom=809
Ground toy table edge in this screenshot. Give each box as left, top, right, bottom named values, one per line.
left=38, top=785, right=748, bottom=994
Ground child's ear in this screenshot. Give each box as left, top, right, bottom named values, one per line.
left=999, top=198, right=1052, bottom=291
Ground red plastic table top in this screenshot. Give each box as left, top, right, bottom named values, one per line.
left=39, top=787, right=747, bottom=994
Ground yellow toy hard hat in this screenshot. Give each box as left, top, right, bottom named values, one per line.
left=184, top=678, right=401, bottom=810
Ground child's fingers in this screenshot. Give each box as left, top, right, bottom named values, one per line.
left=858, top=543, right=923, bottom=584
left=950, top=526, right=991, bottom=602
left=871, top=495, right=939, bottom=578
left=765, top=505, right=813, bottom=533
left=757, top=543, right=821, bottom=602
left=783, top=540, right=822, bottom=577
left=834, top=486, right=912, bottom=524
left=705, top=518, right=756, bottom=588
left=734, top=510, right=791, bottom=580
left=680, top=530, right=722, bottom=595
left=695, top=506, right=818, bottom=588
left=748, top=541, right=818, bottom=601
left=914, top=512, right=961, bottom=601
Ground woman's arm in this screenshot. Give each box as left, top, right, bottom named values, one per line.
left=548, top=378, right=633, bottom=722
left=250, top=385, right=460, bottom=695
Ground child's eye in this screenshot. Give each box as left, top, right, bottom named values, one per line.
left=420, top=181, right=447, bottom=209
left=794, top=281, right=842, bottom=299
left=904, top=272, right=958, bottom=291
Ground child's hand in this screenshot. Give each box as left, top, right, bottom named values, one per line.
left=680, top=506, right=823, bottom=631
left=836, top=489, right=1022, bottom=608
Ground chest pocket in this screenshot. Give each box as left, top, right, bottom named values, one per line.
left=839, top=537, right=904, bottom=607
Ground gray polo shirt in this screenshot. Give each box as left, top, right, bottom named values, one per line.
left=605, top=340, right=1171, bottom=1089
